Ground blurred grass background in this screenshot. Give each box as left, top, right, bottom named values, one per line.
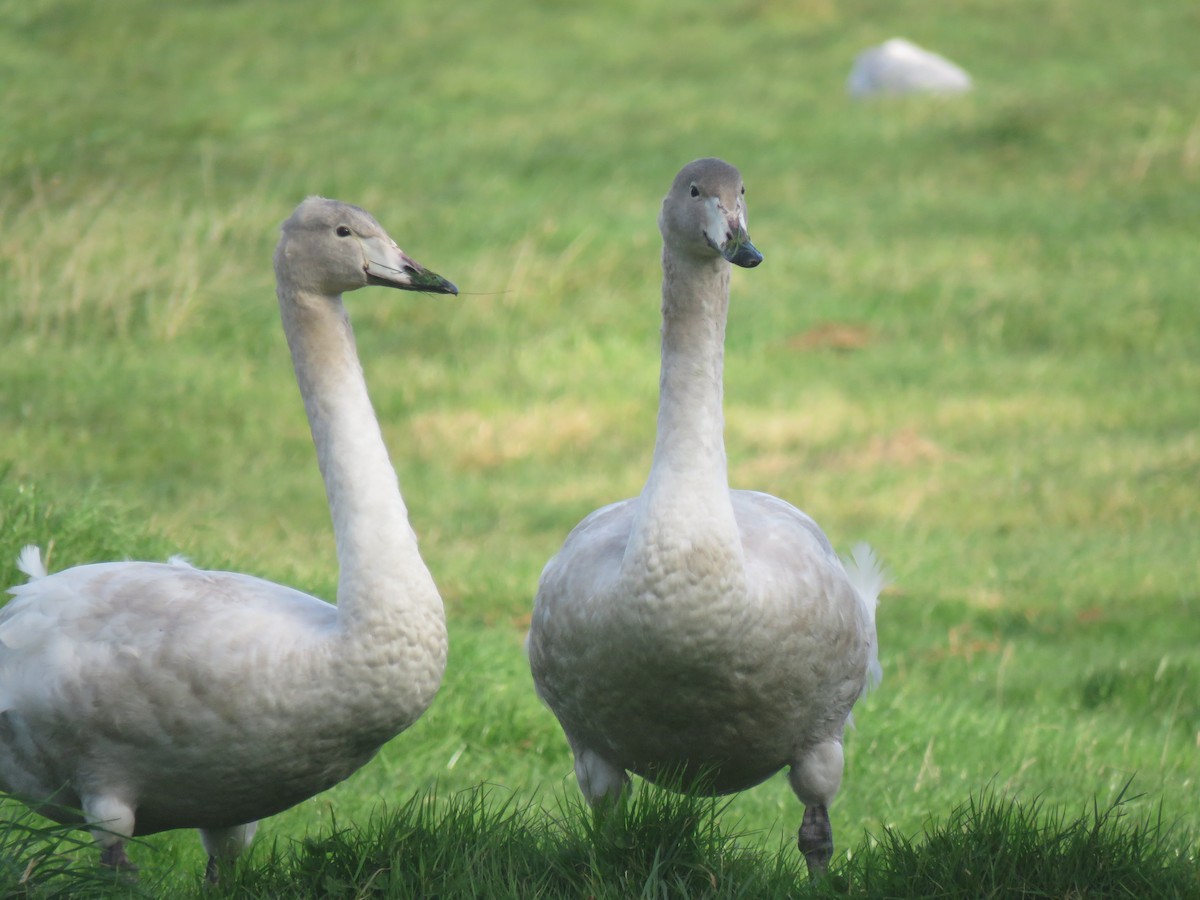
left=1, top=0, right=1197, bottom=888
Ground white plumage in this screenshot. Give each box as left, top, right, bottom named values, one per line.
left=14, top=545, right=47, bottom=580
left=0, top=197, right=457, bottom=879
left=527, top=159, right=884, bottom=876
left=846, top=38, right=973, bottom=98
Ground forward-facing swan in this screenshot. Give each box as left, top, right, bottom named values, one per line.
left=0, top=197, right=456, bottom=879
left=527, top=159, right=884, bottom=876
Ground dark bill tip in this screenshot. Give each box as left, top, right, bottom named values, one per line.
left=723, top=237, right=763, bottom=269
left=367, top=265, right=459, bottom=295
left=416, top=272, right=459, bottom=295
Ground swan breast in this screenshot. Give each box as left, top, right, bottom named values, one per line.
left=528, top=491, right=874, bottom=793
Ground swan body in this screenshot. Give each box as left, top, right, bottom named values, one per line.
left=0, top=197, right=456, bottom=877
left=527, top=159, right=883, bottom=875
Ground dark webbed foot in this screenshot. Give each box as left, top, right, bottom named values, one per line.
left=99, top=843, right=138, bottom=874
left=798, top=803, right=834, bottom=876
left=205, top=855, right=232, bottom=884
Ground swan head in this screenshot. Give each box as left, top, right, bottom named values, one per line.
left=275, top=197, right=458, bottom=297
left=659, top=158, right=762, bottom=268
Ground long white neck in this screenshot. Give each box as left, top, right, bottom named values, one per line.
left=277, top=284, right=445, bottom=656
left=624, top=247, right=744, bottom=576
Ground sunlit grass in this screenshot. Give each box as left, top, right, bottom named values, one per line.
left=2, top=0, right=1198, bottom=894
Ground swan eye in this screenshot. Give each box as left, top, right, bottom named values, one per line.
left=336, top=226, right=352, bottom=238
left=741, top=186, right=745, bottom=195
left=690, top=185, right=700, bottom=198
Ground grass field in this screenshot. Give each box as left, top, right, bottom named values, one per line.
left=1, top=0, right=1197, bottom=895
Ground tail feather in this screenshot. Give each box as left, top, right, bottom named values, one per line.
left=15, top=545, right=48, bottom=581
left=842, top=542, right=887, bottom=694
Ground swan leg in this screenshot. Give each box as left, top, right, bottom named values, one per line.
left=788, top=740, right=844, bottom=877
left=570, top=744, right=632, bottom=847
left=200, top=821, right=258, bottom=883
left=83, top=795, right=137, bottom=873
left=798, top=803, right=833, bottom=876
left=572, top=745, right=629, bottom=808
left=98, top=842, right=137, bottom=873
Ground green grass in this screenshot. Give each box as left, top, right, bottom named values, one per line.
left=3, top=779, right=1195, bottom=898
left=0, top=803, right=133, bottom=899
left=1, top=0, right=1198, bottom=895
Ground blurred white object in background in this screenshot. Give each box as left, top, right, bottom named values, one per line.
left=847, top=38, right=973, bottom=98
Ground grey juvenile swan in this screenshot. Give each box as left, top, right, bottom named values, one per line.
left=0, top=197, right=456, bottom=879
left=527, top=159, right=884, bottom=876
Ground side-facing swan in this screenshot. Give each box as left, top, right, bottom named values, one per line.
left=527, top=159, right=884, bottom=876
left=0, top=197, right=456, bottom=879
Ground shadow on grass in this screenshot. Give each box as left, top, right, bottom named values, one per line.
left=2, top=781, right=1195, bottom=898
left=216, top=784, right=804, bottom=900
left=208, top=779, right=1195, bottom=899
left=843, top=780, right=1198, bottom=899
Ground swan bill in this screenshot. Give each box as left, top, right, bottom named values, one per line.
left=365, top=257, right=458, bottom=295
left=720, top=230, right=763, bottom=269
